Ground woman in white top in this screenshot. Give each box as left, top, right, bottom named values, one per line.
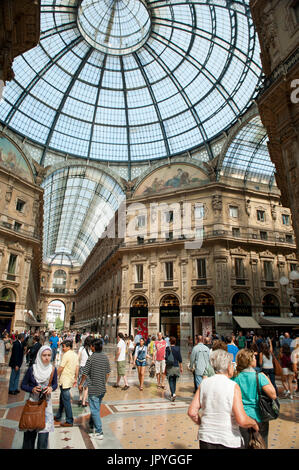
left=78, top=336, right=93, bottom=406
left=259, top=341, right=278, bottom=394
left=188, top=349, right=258, bottom=449
left=127, top=335, right=135, bottom=365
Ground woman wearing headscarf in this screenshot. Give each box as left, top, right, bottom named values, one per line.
left=21, top=345, right=58, bottom=449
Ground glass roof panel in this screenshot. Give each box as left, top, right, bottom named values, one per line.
left=221, top=116, right=276, bottom=185
left=42, top=166, right=125, bottom=265
left=0, top=0, right=262, bottom=162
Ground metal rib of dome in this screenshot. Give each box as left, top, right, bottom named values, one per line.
left=0, top=0, right=262, bottom=163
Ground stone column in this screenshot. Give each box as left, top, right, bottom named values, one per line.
left=179, top=257, right=190, bottom=349
left=214, top=248, right=231, bottom=332
left=250, top=254, right=261, bottom=315
left=148, top=261, right=158, bottom=336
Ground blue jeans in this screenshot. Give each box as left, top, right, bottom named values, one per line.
left=55, top=387, right=73, bottom=424
left=88, top=394, right=104, bottom=434
left=168, top=375, right=177, bottom=396
left=262, top=368, right=278, bottom=394
left=195, top=374, right=203, bottom=389
left=51, top=348, right=57, bottom=362
left=9, top=367, right=21, bottom=392
left=23, top=431, right=48, bottom=449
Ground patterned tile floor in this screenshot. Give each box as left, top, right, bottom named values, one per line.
left=0, top=344, right=298, bottom=450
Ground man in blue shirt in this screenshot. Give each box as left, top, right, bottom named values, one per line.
left=226, top=334, right=239, bottom=363
left=49, top=331, right=60, bottom=363
left=282, top=332, right=292, bottom=348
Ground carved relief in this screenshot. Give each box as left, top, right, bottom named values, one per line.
left=212, top=194, right=222, bottom=213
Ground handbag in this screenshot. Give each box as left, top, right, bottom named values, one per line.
left=248, top=428, right=266, bottom=449
left=255, top=372, right=280, bottom=422
left=19, top=367, right=54, bottom=431
left=272, top=354, right=283, bottom=377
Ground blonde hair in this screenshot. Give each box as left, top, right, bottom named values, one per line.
left=235, top=348, right=255, bottom=375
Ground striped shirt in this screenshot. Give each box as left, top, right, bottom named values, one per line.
left=82, top=352, right=111, bottom=396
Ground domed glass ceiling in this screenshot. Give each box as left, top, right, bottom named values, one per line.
left=0, top=0, right=262, bottom=162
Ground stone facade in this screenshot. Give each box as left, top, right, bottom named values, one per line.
left=0, top=133, right=43, bottom=332
left=39, top=264, right=81, bottom=330
left=0, top=0, right=40, bottom=92
left=72, top=163, right=298, bottom=343
left=250, top=0, right=299, bottom=257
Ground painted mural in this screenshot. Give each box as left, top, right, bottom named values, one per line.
left=0, top=136, right=32, bottom=182
left=135, top=164, right=209, bottom=196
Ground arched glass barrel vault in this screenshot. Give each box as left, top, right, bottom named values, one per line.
left=42, top=166, right=125, bottom=266
left=220, top=116, right=276, bottom=186
left=0, top=0, right=262, bottom=163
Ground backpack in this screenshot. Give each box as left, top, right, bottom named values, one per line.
left=166, top=347, right=174, bottom=367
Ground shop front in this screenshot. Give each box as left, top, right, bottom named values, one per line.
left=0, top=288, right=16, bottom=333
left=130, top=296, right=148, bottom=340
left=262, top=294, right=280, bottom=316
left=159, top=294, right=180, bottom=344
left=192, top=293, right=215, bottom=341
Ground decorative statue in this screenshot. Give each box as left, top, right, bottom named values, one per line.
left=212, top=194, right=222, bottom=212
left=245, top=199, right=251, bottom=216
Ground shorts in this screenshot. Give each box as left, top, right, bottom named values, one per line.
left=282, top=368, right=294, bottom=376
left=155, top=360, right=166, bottom=374
left=136, top=360, right=147, bottom=367
left=117, top=360, right=126, bottom=376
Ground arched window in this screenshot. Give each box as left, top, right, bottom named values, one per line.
left=160, top=294, right=179, bottom=307
left=192, top=293, right=214, bottom=306
left=53, top=270, right=67, bottom=293
left=262, top=294, right=280, bottom=317
left=131, top=296, right=148, bottom=308
left=232, top=293, right=252, bottom=316
left=0, top=288, right=16, bottom=302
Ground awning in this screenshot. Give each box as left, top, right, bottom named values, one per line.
left=259, top=317, right=299, bottom=327
left=233, top=316, right=261, bottom=329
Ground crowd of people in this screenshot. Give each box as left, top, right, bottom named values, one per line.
left=0, top=326, right=298, bottom=449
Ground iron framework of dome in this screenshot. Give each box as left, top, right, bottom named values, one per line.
left=0, top=0, right=262, bottom=163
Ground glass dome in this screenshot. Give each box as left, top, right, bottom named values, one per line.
left=0, top=0, right=262, bottom=162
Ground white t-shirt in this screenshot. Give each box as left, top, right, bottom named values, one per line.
left=79, top=346, right=90, bottom=367
left=128, top=340, right=135, bottom=350
left=117, top=339, right=126, bottom=362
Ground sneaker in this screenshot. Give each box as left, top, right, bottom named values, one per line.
left=290, top=394, right=293, bottom=399
left=89, top=432, right=104, bottom=440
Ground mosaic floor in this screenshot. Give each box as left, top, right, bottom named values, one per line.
left=0, top=344, right=298, bottom=450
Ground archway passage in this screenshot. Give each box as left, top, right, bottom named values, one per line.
left=192, top=293, right=215, bottom=340
left=160, top=294, right=180, bottom=343
left=46, top=300, right=65, bottom=332
left=262, top=294, right=280, bottom=317
left=0, top=288, right=16, bottom=333
left=130, top=296, right=148, bottom=340
left=232, top=293, right=252, bottom=316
